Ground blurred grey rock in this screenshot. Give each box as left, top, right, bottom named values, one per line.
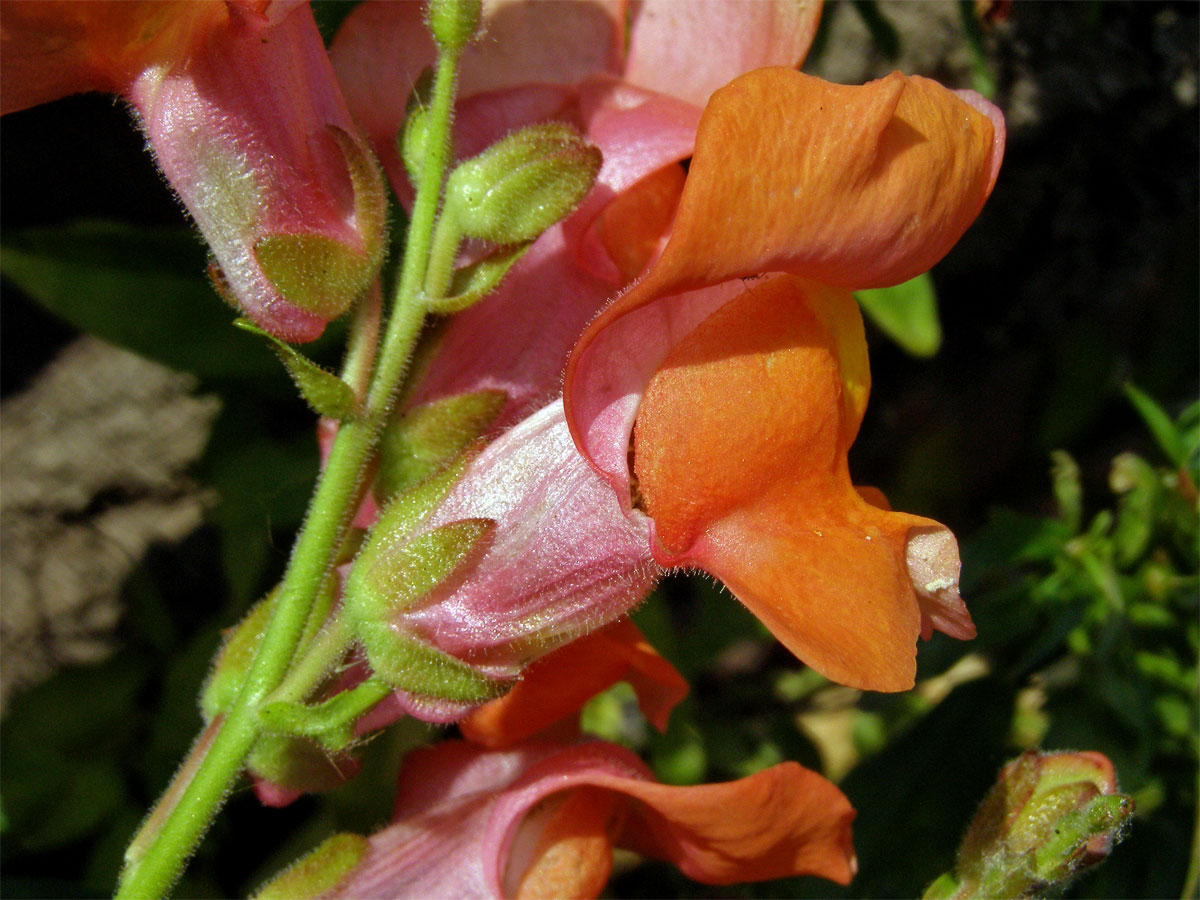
left=1, top=337, right=220, bottom=709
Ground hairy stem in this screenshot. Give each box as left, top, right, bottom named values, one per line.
left=115, top=36, right=464, bottom=900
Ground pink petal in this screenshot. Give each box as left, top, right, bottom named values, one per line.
left=329, top=740, right=856, bottom=898
left=403, top=225, right=616, bottom=432
left=395, top=401, right=660, bottom=670
left=567, top=279, right=745, bottom=500
left=565, top=76, right=702, bottom=282
left=622, top=0, right=823, bottom=107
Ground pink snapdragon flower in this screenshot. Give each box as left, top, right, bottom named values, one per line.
left=2, top=1, right=386, bottom=341
left=320, top=739, right=856, bottom=899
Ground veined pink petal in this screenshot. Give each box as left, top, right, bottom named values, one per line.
left=326, top=740, right=855, bottom=899
left=622, top=0, right=822, bottom=107
left=565, top=76, right=701, bottom=282
left=459, top=0, right=624, bottom=95
left=330, top=0, right=621, bottom=189
left=328, top=0, right=434, bottom=161
left=394, top=401, right=659, bottom=671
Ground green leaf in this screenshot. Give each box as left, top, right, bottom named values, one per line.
left=425, top=243, right=532, bottom=315
left=855, top=272, right=943, bottom=357
left=1123, top=383, right=1186, bottom=467
left=234, top=318, right=358, bottom=419
left=202, top=398, right=319, bottom=602
left=1108, top=452, right=1161, bottom=567
left=0, top=220, right=276, bottom=380
left=1051, top=450, right=1084, bottom=534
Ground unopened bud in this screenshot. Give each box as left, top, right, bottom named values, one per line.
left=426, top=0, right=481, bottom=52
left=398, top=68, right=436, bottom=187
left=445, top=123, right=601, bottom=245
left=926, top=750, right=1134, bottom=899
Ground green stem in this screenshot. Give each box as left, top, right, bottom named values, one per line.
left=115, top=38, right=464, bottom=900
left=422, top=205, right=463, bottom=301
left=268, top=615, right=352, bottom=706
left=1183, top=761, right=1200, bottom=900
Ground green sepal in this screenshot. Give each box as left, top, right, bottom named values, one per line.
left=201, top=589, right=276, bottom=722
left=255, top=234, right=374, bottom=320
left=444, top=122, right=601, bottom=245
left=345, top=518, right=495, bottom=624
left=254, top=126, right=387, bottom=322
left=235, top=318, right=358, bottom=419
left=259, top=679, right=392, bottom=753
left=398, top=68, right=436, bottom=188
left=253, top=833, right=369, bottom=900
left=202, top=574, right=337, bottom=721
left=424, top=243, right=533, bottom=315
left=245, top=731, right=358, bottom=795
left=355, top=619, right=503, bottom=703
left=855, top=272, right=943, bottom=357
left=376, top=390, right=507, bottom=503
left=362, top=454, right=471, bottom=553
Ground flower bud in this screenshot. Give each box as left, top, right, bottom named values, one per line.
left=926, top=750, right=1134, bottom=899
left=426, top=0, right=481, bottom=52
left=397, top=68, right=435, bottom=188
left=444, top=123, right=601, bottom=245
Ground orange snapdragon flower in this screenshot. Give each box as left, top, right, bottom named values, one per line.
left=565, top=67, right=1005, bottom=691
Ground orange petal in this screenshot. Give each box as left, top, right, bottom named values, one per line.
left=614, top=761, right=856, bottom=885
left=460, top=619, right=688, bottom=748
left=645, top=67, right=1002, bottom=293
left=594, top=162, right=687, bottom=283
left=0, top=1, right=222, bottom=114
left=506, top=787, right=620, bottom=900
left=565, top=68, right=1001, bottom=481
left=632, top=276, right=960, bottom=691
left=623, top=0, right=822, bottom=108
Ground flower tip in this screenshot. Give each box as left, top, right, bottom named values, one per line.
left=952, top=87, right=1007, bottom=195
left=906, top=526, right=976, bottom=641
